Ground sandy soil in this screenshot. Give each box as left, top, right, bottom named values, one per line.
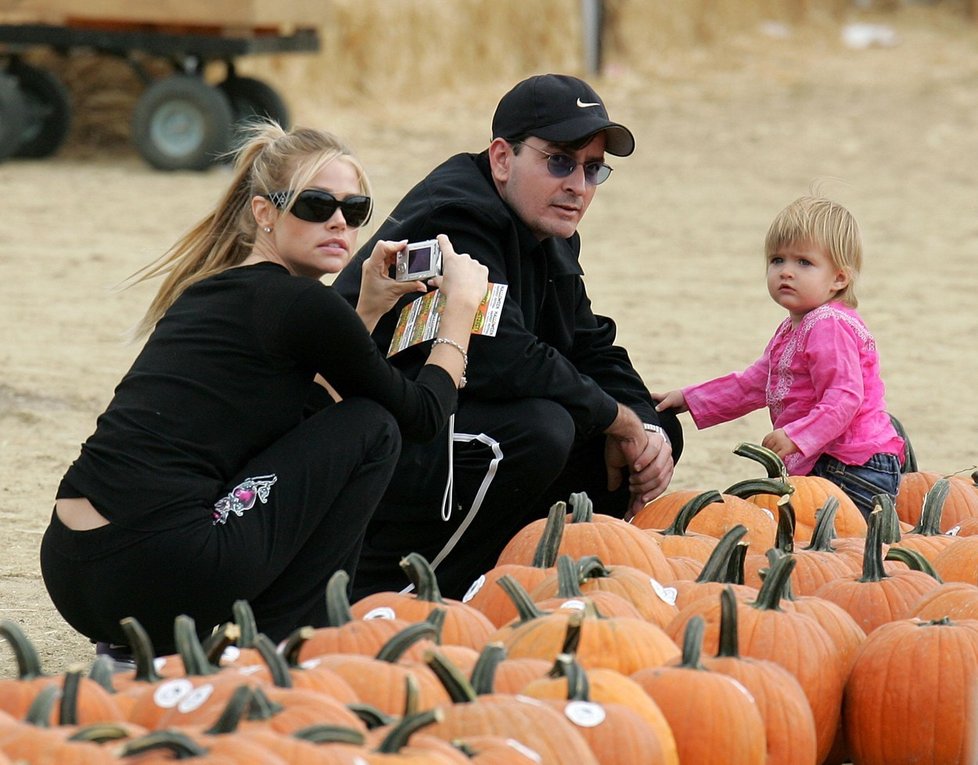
left=2, top=6, right=977, bottom=676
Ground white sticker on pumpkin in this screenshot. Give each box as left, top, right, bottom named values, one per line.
left=362, top=606, right=397, bottom=620
left=558, top=599, right=586, bottom=611
left=564, top=700, right=606, bottom=727
left=221, top=646, right=240, bottom=662
left=948, top=524, right=961, bottom=536
left=177, top=683, right=214, bottom=713
left=152, top=678, right=193, bottom=708
left=649, top=577, right=678, bottom=605
left=462, top=574, right=486, bottom=602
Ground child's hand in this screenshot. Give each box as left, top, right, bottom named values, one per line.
left=653, top=390, right=688, bottom=414
left=762, top=429, right=798, bottom=459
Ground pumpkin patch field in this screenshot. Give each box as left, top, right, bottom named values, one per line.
left=3, top=2, right=978, bottom=762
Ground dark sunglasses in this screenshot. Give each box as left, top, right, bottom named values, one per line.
left=266, top=189, right=372, bottom=228
left=516, top=142, right=614, bottom=186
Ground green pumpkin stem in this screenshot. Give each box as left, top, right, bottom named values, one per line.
left=204, top=684, right=252, bottom=734
left=280, top=625, right=314, bottom=668
left=533, top=502, right=567, bottom=568
left=858, top=509, right=888, bottom=584
left=399, top=552, right=445, bottom=603
left=291, top=724, right=367, bottom=746
left=662, top=490, right=724, bottom=537
left=909, top=478, right=952, bottom=536
left=774, top=498, right=796, bottom=553
left=678, top=615, right=707, bottom=669
left=119, top=730, right=210, bottom=759
left=555, top=554, right=586, bottom=598
left=174, top=614, right=219, bottom=676
left=0, top=618, right=47, bottom=680
left=119, top=616, right=163, bottom=684
left=725, top=542, right=749, bottom=585
left=695, top=525, right=748, bottom=583
left=715, top=586, right=741, bottom=658
left=875, top=494, right=903, bottom=544
left=559, top=609, right=585, bottom=656
left=202, top=621, right=240, bottom=665
left=496, top=574, right=549, bottom=625
left=469, top=642, right=506, bottom=695
left=803, top=498, right=840, bottom=552
left=324, top=569, right=355, bottom=627
left=375, top=620, right=438, bottom=663
left=552, top=652, right=591, bottom=701
left=87, top=654, right=117, bottom=693
left=252, top=632, right=293, bottom=687
left=884, top=547, right=943, bottom=581
left=733, top=442, right=790, bottom=481
left=751, top=551, right=796, bottom=610
left=375, top=708, right=444, bottom=753
left=58, top=665, right=87, bottom=725
left=568, top=491, right=594, bottom=523
left=723, top=477, right=794, bottom=502
left=231, top=600, right=260, bottom=647
left=425, top=648, right=478, bottom=703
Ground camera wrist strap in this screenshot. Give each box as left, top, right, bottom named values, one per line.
left=440, top=414, right=455, bottom=521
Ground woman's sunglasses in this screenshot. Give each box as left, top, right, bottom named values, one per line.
left=266, top=189, right=372, bottom=228
left=516, top=142, right=613, bottom=186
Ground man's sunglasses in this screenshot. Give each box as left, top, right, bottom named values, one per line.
left=265, top=189, right=372, bottom=228
left=516, top=142, right=613, bottom=186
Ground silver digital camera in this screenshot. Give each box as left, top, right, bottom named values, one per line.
left=395, top=239, right=442, bottom=282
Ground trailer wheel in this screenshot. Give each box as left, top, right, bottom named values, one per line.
left=0, top=73, right=27, bottom=162
left=219, top=75, right=290, bottom=129
left=132, top=75, right=233, bottom=171
left=10, top=61, right=72, bottom=158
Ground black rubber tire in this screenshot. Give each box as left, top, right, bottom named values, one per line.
left=0, top=73, right=28, bottom=162
left=131, top=75, right=234, bottom=171
left=9, top=61, right=72, bottom=159
left=218, top=75, right=290, bottom=129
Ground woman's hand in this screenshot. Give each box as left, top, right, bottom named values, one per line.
left=356, top=239, right=428, bottom=332
left=429, top=234, right=488, bottom=312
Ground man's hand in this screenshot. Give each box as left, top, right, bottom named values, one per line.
left=604, top=404, right=675, bottom=520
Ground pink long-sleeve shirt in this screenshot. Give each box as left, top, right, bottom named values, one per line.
left=682, top=302, right=905, bottom=475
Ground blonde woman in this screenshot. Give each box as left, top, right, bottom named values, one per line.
left=654, top=195, right=904, bottom=519
left=41, top=122, right=487, bottom=660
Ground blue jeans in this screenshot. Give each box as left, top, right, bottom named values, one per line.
left=810, top=452, right=902, bottom=521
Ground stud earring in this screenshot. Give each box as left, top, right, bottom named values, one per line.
left=262, top=226, right=272, bottom=233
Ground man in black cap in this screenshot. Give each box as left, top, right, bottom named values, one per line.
left=334, top=73, right=683, bottom=600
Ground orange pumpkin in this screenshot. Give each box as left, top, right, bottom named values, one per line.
left=844, top=617, right=978, bottom=764
left=895, top=470, right=978, bottom=529
left=351, top=553, right=495, bottom=650
left=631, top=616, right=767, bottom=764
left=735, top=442, right=867, bottom=541
left=702, top=587, right=818, bottom=765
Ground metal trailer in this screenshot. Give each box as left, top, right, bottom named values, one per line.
left=0, top=21, right=319, bottom=169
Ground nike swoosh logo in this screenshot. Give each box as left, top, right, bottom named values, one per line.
left=576, top=98, right=601, bottom=108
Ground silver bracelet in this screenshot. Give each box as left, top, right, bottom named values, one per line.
left=643, top=422, right=671, bottom=447
left=432, top=337, right=468, bottom=389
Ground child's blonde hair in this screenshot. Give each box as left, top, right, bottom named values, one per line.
left=127, top=120, right=372, bottom=340
left=764, top=195, right=862, bottom=308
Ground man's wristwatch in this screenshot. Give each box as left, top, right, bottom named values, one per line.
left=643, top=423, right=671, bottom=447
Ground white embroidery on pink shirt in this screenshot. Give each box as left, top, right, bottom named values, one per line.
left=766, top=304, right=874, bottom=420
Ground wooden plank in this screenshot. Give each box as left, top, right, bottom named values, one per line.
left=0, top=0, right=327, bottom=29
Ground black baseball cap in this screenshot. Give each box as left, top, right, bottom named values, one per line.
left=491, top=73, right=635, bottom=157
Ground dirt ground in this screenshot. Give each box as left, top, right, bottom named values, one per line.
left=2, top=5, right=977, bottom=676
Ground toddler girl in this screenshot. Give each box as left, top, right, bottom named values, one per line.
left=654, top=195, right=904, bottom=518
